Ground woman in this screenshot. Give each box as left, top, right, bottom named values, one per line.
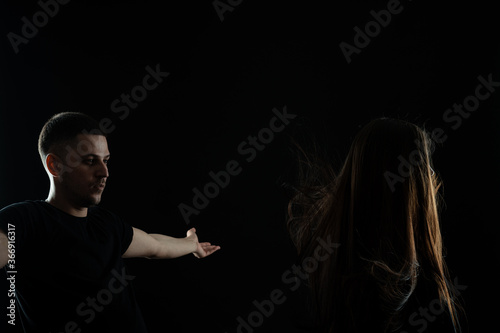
left=287, top=118, right=464, bottom=332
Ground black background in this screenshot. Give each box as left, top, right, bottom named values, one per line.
left=1, top=0, right=499, bottom=332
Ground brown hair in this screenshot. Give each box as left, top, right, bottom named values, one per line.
left=38, top=112, right=104, bottom=164
left=287, top=118, right=462, bottom=332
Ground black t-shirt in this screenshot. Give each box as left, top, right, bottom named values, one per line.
left=0, top=200, right=148, bottom=333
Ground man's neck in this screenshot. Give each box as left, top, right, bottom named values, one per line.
left=45, top=195, right=88, bottom=218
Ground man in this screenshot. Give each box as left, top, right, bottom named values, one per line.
left=0, top=112, right=220, bottom=332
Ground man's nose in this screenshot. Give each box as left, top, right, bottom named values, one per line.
left=96, top=160, right=109, bottom=178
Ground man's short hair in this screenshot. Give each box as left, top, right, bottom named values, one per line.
left=38, top=112, right=105, bottom=164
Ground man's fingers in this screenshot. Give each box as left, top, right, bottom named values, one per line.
left=193, top=242, right=220, bottom=258
left=201, top=244, right=220, bottom=250
left=207, top=245, right=220, bottom=253
left=202, top=244, right=220, bottom=254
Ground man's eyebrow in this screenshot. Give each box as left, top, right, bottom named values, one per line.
left=81, top=154, right=111, bottom=158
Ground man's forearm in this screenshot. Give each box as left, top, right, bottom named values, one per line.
left=149, top=234, right=197, bottom=259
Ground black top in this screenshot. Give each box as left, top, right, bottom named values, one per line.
left=0, top=200, right=148, bottom=333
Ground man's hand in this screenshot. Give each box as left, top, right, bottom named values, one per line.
left=123, top=227, right=221, bottom=259
left=186, top=227, right=220, bottom=258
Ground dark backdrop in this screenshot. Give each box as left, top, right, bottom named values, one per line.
left=1, top=1, right=499, bottom=332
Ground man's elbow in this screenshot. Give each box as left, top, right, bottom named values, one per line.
left=146, top=246, right=169, bottom=260
left=146, top=234, right=171, bottom=259
left=0, top=232, right=8, bottom=268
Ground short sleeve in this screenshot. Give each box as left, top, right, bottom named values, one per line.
left=120, top=218, right=134, bottom=255
left=104, top=209, right=134, bottom=255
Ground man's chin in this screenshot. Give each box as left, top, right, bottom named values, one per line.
left=82, top=195, right=102, bottom=207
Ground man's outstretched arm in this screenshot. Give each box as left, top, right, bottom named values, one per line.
left=122, top=227, right=220, bottom=259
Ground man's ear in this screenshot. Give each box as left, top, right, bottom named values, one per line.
left=45, top=154, right=64, bottom=177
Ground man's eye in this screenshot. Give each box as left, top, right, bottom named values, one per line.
left=103, top=159, right=109, bottom=165
left=84, top=159, right=94, bottom=165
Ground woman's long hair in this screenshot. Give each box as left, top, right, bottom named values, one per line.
left=287, top=118, right=462, bottom=332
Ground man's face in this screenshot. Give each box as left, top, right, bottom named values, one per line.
left=58, top=134, right=110, bottom=208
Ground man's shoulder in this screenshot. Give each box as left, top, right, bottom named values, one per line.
left=88, top=206, right=132, bottom=239
left=0, top=200, right=46, bottom=215
left=0, top=200, right=47, bottom=232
